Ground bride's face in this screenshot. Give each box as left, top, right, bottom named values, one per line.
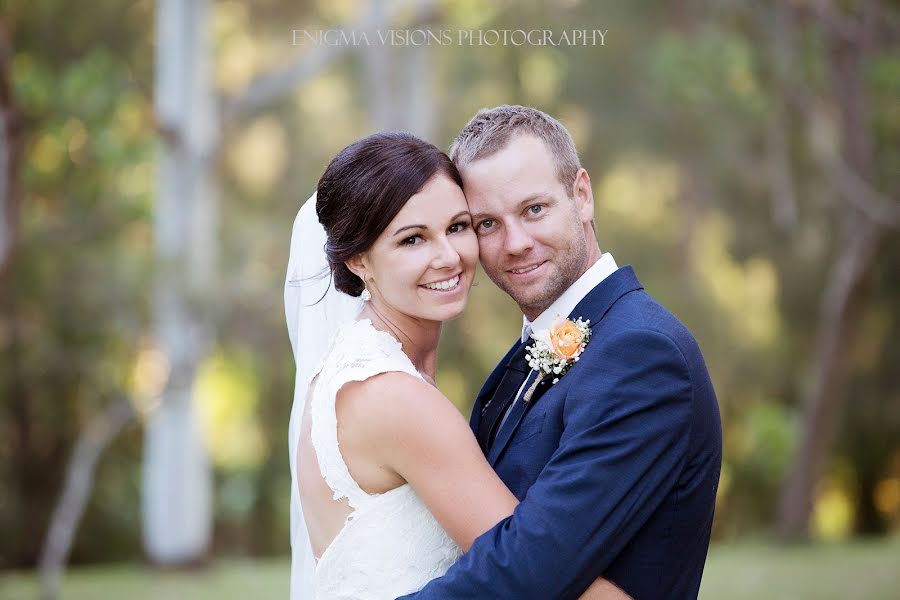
left=355, top=174, right=479, bottom=323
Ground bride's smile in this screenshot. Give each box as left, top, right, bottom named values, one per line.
left=420, top=273, right=462, bottom=292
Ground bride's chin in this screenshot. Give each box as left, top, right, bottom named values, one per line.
left=442, top=306, right=467, bottom=322
left=418, top=298, right=468, bottom=322
left=439, top=299, right=470, bottom=321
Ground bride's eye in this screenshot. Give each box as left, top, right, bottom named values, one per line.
left=400, top=235, right=424, bottom=246
left=447, top=221, right=470, bottom=234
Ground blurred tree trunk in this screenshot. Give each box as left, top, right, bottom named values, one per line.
left=143, top=0, right=218, bottom=564
left=363, top=0, right=393, bottom=130
left=0, top=20, right=20, bottom=286
left=362, top=0, right=436, bottom=134
left=776, top=0, right=897, bottom=540
left=0, top=15, right=31, bottom=567
left=404, top=42, right=435, bottom=141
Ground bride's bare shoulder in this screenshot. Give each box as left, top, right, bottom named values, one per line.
left=334, top=371, right=469, bottom=455
left=336, top=371, right=448, bottom=422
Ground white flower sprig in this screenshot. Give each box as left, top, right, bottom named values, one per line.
left=525, top=317, right=592, bottom=389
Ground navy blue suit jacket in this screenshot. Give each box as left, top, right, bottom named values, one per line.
left=400, top=266, right=722, bottom=599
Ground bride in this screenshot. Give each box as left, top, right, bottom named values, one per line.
left=285, top=132, right=626, bottom=599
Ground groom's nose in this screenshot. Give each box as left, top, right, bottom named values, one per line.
left=503, top=220, right=534, bottom=256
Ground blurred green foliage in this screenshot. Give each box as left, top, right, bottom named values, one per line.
left=1, top=0, right=898, bottom=569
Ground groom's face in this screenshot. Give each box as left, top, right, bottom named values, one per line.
left=460, top=134, right=595, bottom=320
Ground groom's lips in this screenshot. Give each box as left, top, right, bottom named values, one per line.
left=506, top=261, right=547, bottom=279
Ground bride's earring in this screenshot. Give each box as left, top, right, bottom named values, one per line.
left=361, top=287, right=371, bottom=302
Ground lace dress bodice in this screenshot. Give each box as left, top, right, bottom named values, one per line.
left=305, top=319, right=461, bottom=599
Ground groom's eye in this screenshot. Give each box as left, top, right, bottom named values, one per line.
left=528, top=205, right=544, bottom=216
left=477, top=219, right=495, bottom=231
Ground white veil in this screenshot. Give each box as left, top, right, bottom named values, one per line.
left=285, top=192, right=364, bottom=599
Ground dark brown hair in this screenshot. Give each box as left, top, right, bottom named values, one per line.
left=316, top=131, right=464, bottom=296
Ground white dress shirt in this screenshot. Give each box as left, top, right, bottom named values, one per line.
left=521, top=252, right=620, bottom=342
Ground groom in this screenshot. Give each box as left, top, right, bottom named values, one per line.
left=401, top=106, right=722, bottom=599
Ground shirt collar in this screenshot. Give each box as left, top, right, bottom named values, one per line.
left=521, top=252, right=619, bottom=343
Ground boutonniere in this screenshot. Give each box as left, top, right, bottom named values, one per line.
left=522, top=317, right=592, bottom=402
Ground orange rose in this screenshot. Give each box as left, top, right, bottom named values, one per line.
left=549, top=319, right=585, bottom=360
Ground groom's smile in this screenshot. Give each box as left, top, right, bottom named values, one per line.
left=508, top=261, right=546, bottom=275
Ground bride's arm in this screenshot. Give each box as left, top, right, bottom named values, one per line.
left=579, top=578, right=632, bottom=599
left=346, top=371, right=517, bottom=551
left=343, top=371, right=630, bottom=599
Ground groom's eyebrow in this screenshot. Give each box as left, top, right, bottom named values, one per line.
left=520, top=192, right=554, bottom=206
left=470, top=192, right=555, bottom=221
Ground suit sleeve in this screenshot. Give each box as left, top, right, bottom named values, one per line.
left=399, top=328, right=694, bottom=599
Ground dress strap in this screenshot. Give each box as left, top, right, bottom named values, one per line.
left=308, top=319, right=422, bottom=509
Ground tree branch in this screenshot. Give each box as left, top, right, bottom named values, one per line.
left=828, top=154, right=900, bottom=228
left=789, top=0, right=862, bottom=43
left=38, top=396, right=137, bottom=600
left=222, top=0, right=439, bottom=123
left=222, top=37, right=352, bottom=122
left=776, top=11, right=900, bottom=230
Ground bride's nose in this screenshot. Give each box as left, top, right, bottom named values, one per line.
left=430, top=236, right=461, bottom=270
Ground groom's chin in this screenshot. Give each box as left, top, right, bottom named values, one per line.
left=498, top=282, right=545, bottom=312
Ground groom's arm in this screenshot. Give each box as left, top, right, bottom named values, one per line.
left=399, top=328, right=694, bottom=600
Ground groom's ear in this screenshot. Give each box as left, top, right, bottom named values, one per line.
left=572, top=168, right=594, bottom=224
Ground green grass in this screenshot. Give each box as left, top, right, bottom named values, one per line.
left=2, top=537, right=898, bottom=599
left=698, top=536, right=900, bottom=600
left=0, top=559, right=290, bottom=600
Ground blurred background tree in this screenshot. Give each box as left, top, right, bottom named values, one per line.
left=0, top=0, right=898, bottom=589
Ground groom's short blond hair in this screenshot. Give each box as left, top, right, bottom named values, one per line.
left=449, top=105, right=582, bottom=195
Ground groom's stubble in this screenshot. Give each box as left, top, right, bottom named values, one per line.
left=482, top=198, right=591, bottom=319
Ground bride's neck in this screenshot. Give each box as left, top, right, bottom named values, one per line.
left=359, top=303, right=441, bottom=381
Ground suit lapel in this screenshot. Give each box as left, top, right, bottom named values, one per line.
left=487, top=372, right=551, bottom=465
left=570, top=265, right=643, bottom=330
left=469, top=340, right=524, bottom=434
left=487, top=266, right=645, bottom=466
left=475, top=342, right=529, bottom=453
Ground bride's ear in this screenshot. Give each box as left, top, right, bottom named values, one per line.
left=345, top=254, right=369, bottom=282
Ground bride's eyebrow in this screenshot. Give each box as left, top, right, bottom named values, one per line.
left=393, top=211, right=470, bottom=236
left=393, top=224, right=427, bottom=235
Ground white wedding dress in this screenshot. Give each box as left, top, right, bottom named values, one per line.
left=303, top=318, right=461, bottom=599
left=286, top=194, right=460, bottom=599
